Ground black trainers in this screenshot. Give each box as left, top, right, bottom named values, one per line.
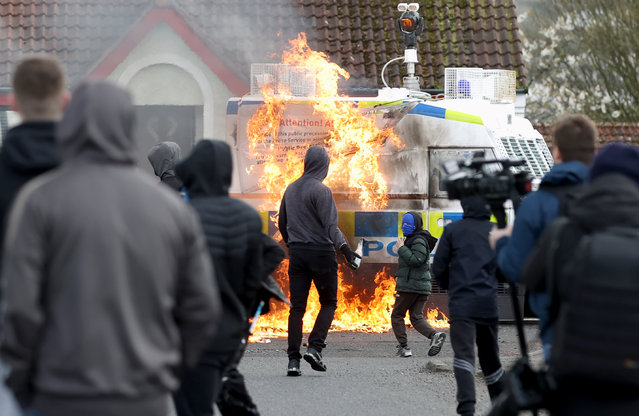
left=428, top=332, right=446, bottom=356
left=287, top=359, right=302, bottom=376
left=303, top=349, right=327, bottom=372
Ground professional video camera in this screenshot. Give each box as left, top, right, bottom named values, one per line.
left=441, top=151, right=532, bottom=228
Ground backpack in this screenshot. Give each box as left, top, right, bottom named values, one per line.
left=547, top=219, right=639, bottom=388
left=538, top=182, right=585, bottom=216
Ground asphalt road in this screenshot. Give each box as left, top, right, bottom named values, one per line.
left=239, top=323, right=543, bottom=416
left=1, top=324, right=543, bottom=416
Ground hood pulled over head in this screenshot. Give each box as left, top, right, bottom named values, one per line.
left=461, top=195, right=491, bottom=220
left=403, top=211, right=438, bottom=250
left=56, top=80, right=136, bottom=164
left=176, top=139, right=232, bottom=197
left=303, top=146, right=330, bottom=180
left=147, top=141, right=182, bottom=178
left=589, top=143, right=639, bottom=187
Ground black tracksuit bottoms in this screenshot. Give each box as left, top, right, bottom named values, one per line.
left=450, top=319, right=504, bottom=416
left=287, top=246, right=338, bottom=360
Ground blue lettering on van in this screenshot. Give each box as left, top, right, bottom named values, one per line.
left=363, top=240, right=383, bottom=256
left=387, top=241, right=399, bottom=257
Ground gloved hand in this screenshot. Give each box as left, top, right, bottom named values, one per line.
left=340, top=243, right=361, bottom=270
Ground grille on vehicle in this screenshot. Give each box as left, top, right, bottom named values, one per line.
left=498, top=136, right=553, bottom=178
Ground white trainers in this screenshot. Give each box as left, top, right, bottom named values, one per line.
left=396, top=345, right=412, bottom=357
left=428, top=332, right=446, bottom=356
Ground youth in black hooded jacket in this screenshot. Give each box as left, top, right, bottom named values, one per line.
left=432, top=196, right=498, bottom=322
left=432, top=196, right=504, bottom=415
left=174, top=139, right=264, bottom=416
left=0, top=122, right=60, bottom=255
left=176, top=139, right=264, bottom=357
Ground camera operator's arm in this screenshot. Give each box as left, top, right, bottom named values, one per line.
left=488, top=224, right=512, bottom=249
left=432, top=229, right=451, bottom=290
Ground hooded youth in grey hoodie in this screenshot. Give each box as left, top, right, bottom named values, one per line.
left=0, top=80, right=220, bottom=416
left=278, top=145, right=346, bottom=250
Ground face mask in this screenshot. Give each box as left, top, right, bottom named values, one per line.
left=402, top=213, right=416, bottom=236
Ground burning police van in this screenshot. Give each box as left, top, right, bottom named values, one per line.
left=225, top=63, right=551, bottom=328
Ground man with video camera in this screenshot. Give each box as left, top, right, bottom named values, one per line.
left=437, top=152, right=535, bottom=416
left=489, top=114, right=598, bottom=362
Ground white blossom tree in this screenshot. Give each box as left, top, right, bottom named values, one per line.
left=520, top=0, right=639, bottom=123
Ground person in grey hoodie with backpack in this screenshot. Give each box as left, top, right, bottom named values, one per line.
left=520, top=143, right=639, bottom=416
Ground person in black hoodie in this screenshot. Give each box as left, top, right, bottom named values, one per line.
left=0, top=57, right=66, bottom=414
left=432, top=196, right=504, bottom=416
left=278, top=145, right=360, bottom=376
left=174, top=139, right=264, bottom=416
left=0, top=55, right=65, bottom=257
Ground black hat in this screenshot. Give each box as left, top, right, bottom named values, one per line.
left=589, top=143, right=639, bottom=187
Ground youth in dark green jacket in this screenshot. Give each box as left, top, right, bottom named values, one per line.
left=391, top=211, right=446, bottom=358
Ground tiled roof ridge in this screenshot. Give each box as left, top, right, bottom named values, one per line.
left=79, top=1, right=157, bottom=84
left=534, top=122, right=639, bottom=145
left=0, top=0, right=528, bottom=90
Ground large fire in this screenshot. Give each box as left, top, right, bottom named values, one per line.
left=251, top=261, right=450, bottom=341
left=247, top=33, right=402, bottom=209
left=246, top=33, right=449, bottom=341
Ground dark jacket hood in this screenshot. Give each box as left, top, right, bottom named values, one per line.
left=404, top=211, right=438, bottom=250
left=303, top=146, right=330, bottom=180
left=176, top=139, right=232, bottom=197
left=571, top=173, right=639, bottom=230
left=540, top=160, right=589, bottom=187
left=1, top=121, right=60, bottom=173
left=147, top=141, right=181, bottom=178
left=56, top=80, right=136, bottom=164
left=461, top=195, right=491, bottom=220
left=406, top=211, right=424, bottom=231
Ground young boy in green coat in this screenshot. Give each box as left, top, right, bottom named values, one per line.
left=391, top=211, right=446, bottom=357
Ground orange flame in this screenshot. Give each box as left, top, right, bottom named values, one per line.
left=250, top=260, right=450, bottom=342
left=246, top=33, right=402, bottom=210
left=244, top=33, right=427, bottom=342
